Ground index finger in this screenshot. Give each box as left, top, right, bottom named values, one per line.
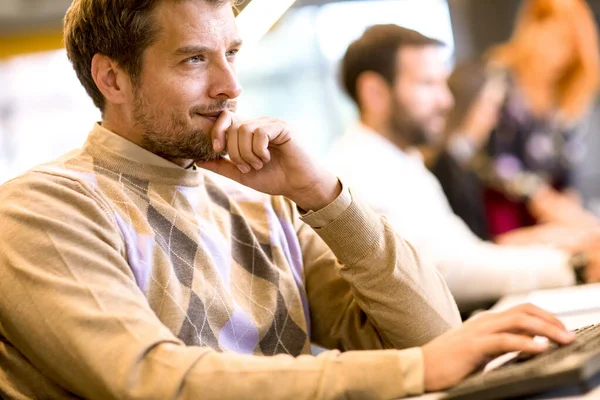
left=508, top=303, right=567, bottom=331
left=210, top=110, right=238, bottom=152
left=487, top=313, right=574, bottom=346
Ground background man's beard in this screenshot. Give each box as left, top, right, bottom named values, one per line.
left=389, top=99, right=447, bottom=147
left=133, top=96, right=228, bottom=163
left=389, top=112, right=429, bottom=147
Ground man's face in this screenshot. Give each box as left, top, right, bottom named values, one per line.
left=131, top=0, right=242, bottom=163
left=389, top=46, right=453, bottom=146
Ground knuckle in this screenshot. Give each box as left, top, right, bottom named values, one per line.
left=503, top=313, right=524, bottom=329
left=529, top=318, right=545, bottom=332
left=239, top=125, right=255, bottom=136
left=254, top=128, right=268, bottom=139
left=514, top=314, right=529, bottom=327
left=497, top=335, right=516, bottom=351
left=253, top=146, right=268, bottom=157
left=246, top=154, right=261, bottom=163
left=520, top=303, right=537, bottom=312
left=475, top=310, right=493, bottom=320
left=227, top=149, right=241, bottom=160
left=226, top=124, right=240, bottom=135
left=497, top=335, right=510, bottom=346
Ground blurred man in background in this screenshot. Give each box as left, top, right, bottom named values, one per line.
left=329, top=24, right=600, bottom=313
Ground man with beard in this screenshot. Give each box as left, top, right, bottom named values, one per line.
left=329, top=24, right=600, bottom=312
left=0, top=4, right=578, bottom=400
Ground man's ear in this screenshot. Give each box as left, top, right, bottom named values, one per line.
left=90, top=54, right=131, bottom=106
left=356, top=71, right=392, bottom=113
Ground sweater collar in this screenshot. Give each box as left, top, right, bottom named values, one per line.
left=83, top=123, right=204, bottom=187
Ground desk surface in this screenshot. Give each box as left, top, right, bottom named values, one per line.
left=410, top=387, right=600, bottom=399
left=411, top=287, right=600, bottom=400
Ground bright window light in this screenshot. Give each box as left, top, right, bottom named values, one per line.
left=316, top=0, right=454, bottom=63
left=236, top=0, right=297, bottom=49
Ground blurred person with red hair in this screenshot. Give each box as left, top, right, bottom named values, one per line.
left=430, top=60, right=600, bottom=268
left=480, top=0, right=600, bottom=236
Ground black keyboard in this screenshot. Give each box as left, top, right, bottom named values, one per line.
left=443, top=323, right=600, bottom=400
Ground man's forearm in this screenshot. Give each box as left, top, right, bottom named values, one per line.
left=302, top=190, right=461, bottom=349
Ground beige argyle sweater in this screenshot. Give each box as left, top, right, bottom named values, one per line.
left=0, top=124, right=460, bottom=400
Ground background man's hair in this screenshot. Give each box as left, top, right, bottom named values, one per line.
left=341, top=24, right=443, bottom=107
left=64, top=0, right=239, bottom=111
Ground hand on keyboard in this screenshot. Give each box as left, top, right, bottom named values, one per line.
left=421, top=303, right=575, bottom=392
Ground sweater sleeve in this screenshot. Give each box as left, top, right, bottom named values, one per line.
left=296, top=186, right=461, bottom=393
left=0, top=172, right=440, bottom=400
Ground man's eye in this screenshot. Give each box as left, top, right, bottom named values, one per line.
left=226, top=49, right=239, bottom=58
left=186, top=55, right=204, bottom=63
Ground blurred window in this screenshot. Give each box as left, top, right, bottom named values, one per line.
left=0, top=50, right=100, bottom=183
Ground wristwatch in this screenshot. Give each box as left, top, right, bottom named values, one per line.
left=569, top=252, right=589, bottom=285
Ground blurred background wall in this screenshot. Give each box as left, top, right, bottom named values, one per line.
left=1, top=0, right=600, bottom=211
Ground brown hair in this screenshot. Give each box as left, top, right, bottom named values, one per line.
left=341, top=24, right=443, bottom=108
left=64, top=0, right=238, bottom=111
left=488, top=0, right=600, bottom=121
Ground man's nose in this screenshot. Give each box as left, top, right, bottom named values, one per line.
left=209, top=62, right=242, bottom=100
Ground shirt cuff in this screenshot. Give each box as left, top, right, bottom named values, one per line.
left=399, top=347, right=425, bottom=396
left=300, top=180, right=352, bottom=228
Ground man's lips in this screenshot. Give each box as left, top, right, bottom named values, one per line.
left=198, top=111, right=224, bottom=122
